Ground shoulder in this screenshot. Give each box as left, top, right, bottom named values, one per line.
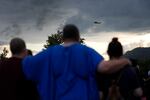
left=34, top=46, right=56, bottom=57
left=80, top=45, right=99, bottom=54
left=121, top=65, right=137, bottom=78
left=70, top=43, right=88, bottom=50
left=123, top=65, right=136, bottom=73
left=25, top=45, right=62, bottom=61
left=0, top=58, right=11, bottom=65
left=0, top=58, right=22, bottom=71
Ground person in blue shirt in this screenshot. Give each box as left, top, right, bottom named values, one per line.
left=22, top=24, right=130, bottom=100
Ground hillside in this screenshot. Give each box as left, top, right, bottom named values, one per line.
left=124, top=47, right=150, bottom=60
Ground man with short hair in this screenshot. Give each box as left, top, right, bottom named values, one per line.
left=23, top=24, right=130, bottom=100
left=0, top=38, right=39, bottom=100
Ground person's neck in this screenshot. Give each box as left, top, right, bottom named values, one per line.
left=110, top=56, right=121, bottom=60
left=12, top=54, right=23, bottom=59
left=63, top=40, right=78, bottom=47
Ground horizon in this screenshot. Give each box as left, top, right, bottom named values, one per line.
left=1, top=0, right=150, bottom=59
left=1, top=31, right=150, bottom=59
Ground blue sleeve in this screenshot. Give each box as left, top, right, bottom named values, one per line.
left=22, top=48, right=51, bottom=82
left=88, top=48, right=104, bottom=72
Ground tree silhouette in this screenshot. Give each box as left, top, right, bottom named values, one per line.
left=44, top=30, right=85, bottom=48
left=0, top=47, right=8, bottom=60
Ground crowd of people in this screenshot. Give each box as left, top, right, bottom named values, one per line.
left=0, top=24, right=149, bottom=100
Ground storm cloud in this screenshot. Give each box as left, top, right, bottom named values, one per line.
left=0, top=0, right=150, bottom=42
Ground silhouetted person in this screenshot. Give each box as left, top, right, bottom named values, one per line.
left=22, top=24, right=130, bottom=100
left=0, top=38, right=39, bottom=100
left=27, top=49, right=33, bottom=56
left=97, top=37, right=143, bottom=100
left=130, top=59, right=147, bottom=98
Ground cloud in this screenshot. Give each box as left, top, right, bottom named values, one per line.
left=64, top=0, right=150, bottom=33
left=0, top=0, right=150, bottom=43
left=1, top=23, right=21, bottom=38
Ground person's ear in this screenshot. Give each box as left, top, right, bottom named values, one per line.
left=23, top=49, right=28, bottom=57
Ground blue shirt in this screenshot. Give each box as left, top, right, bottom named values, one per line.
left=22, top=43, right=103, bottom=100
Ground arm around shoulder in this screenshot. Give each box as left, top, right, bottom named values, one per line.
left=97, top=58, right=131, bottom=73
left=22, top=49, right=50, bottom=81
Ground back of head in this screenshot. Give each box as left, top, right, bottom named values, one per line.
left=63, top=24, right=80, bottom=42
left=107, top=37, right=123, bottom=59
left=27, top=49, right=33, bottom=56
left=10, top=38, right=26, bottom=55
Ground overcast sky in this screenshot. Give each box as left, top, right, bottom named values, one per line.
left=0, top=0, right=150, bottom=56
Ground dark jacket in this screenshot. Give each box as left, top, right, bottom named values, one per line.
left=0, top=57, right=39, bottom=100
left=96, top=65, right=141, bottom=100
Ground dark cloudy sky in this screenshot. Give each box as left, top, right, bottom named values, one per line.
left=0, top=0, right=150, bottom=55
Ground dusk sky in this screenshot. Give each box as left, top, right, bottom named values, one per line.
left=0, top=0, right=150, bottom=58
